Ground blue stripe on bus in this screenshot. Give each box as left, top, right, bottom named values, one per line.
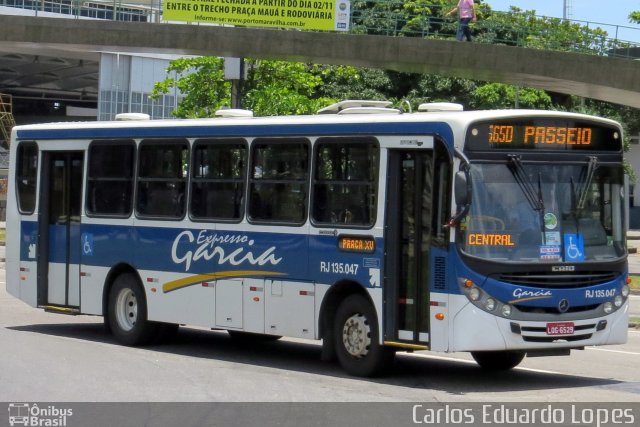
left=451, top=247, right=624, bottom=309
left=21, top=221, right=387, bottom=290
left=21, top=220, right=622, bottom=305
left=16, top=122, right=454, bottom=144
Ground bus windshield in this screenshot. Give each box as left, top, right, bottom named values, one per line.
left=459, top=161, right=626, bottom=263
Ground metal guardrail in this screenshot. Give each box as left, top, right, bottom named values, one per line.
left=1, top=0, right=639, bottom=57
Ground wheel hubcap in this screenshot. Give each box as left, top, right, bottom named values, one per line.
left=115, top=288, right=138, bottom=332
left=342, top=313, right=371, bottom=358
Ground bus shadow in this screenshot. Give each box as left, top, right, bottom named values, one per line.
left=8, top=322, right=623, bottom=394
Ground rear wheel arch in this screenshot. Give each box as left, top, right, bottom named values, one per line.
left=101, top=264, right=142, bottom=331
left=107, top=270, right=160, bottom=346
left=318, top=280, right=374, bottom=362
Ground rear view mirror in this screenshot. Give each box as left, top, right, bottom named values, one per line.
left=455, top=171, right=469, bottom=206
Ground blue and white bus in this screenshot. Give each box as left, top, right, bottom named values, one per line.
left=6, top=101, right=630, bottom=376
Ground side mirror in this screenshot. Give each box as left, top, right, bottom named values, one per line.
left=455, top=171, right=469, bottom=206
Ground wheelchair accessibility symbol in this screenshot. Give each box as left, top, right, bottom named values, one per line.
left=82, top=233, right=94, bottom=256
left=563, top=233, right=584, bottom=261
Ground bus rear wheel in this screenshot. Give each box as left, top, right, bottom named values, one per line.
left=108, top=273, right=158, bottom=346
left=471, top=350, right=525, bottom=370
left=334, top=294, right=394, bottom=377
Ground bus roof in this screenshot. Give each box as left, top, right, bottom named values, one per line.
left=13, top=109, right=621, bottom=142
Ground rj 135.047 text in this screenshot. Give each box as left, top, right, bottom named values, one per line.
left=320, top=261, right=359, bottom=275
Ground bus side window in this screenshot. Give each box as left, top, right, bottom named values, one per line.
left=15, top=142, right=38, bottom=214
left=86, top=140, right=135, bottom=217
left=136, top=139, right=188, bottom=219
left=311, top=138, right=379, bottom=227
left=190, top=139, right=246, bottom=221
left=248, top=139, right=309, bottom=224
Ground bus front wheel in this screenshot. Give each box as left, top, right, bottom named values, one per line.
left=471, top=350, right=525, bottom=370
left=334, top=294, right=394, bottom=377
left=107, top=273, right=158, bottom=346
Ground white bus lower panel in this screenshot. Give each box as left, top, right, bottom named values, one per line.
left=450, top=294, right=629, bottom=352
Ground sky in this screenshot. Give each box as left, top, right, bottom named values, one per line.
left=485, top=0, right=640, bottom=42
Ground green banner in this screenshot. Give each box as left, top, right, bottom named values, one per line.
left=164, top=0, right=351, bottom=31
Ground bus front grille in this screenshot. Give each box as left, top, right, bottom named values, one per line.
left=514, top=303, right=600, bottom=314
left=496, top=272, right=619, bottom=289
left=522, top=334, right=593, bottom=343
left=515, top=323, right=597, bottom=343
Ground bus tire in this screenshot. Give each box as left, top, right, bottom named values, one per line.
left=471, top=350, right=525, bottom=370
left=107, top=273, right=158, bottom=346
left=334, top=294, right=394, bottom=377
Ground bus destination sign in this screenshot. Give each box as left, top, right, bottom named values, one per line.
left=338, top=235, right=376, bottom=253
left=466, top=118, right=621, bottom=152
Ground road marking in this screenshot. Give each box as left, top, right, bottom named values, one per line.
left=406, top=352, right=569, bottom=375
left=586, top=347, right=640, bottom=356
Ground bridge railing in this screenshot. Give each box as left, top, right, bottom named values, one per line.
left=1, top=0, right=639, bottom=58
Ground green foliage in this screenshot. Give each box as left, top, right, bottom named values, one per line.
left=469, top=84, right=552, bottom=110
left=474, top=6, right=614, bottom=53
left=152, top=58, right=341, bottom=117
left=350, top=0, right=453, bottom=37
left=150, top=57, right=230, bottom=118
left=316, top=66, right=394, bottom=101
left=630, top=11, right=640, bottom=24
left=406, top=75, right=479, bottom=108
left=243, top=60, right=334, bottom=115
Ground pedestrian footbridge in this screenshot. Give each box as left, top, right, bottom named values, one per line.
left=1, top=15, right=639, bottom=108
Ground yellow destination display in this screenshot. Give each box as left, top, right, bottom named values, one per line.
left=164, top=0, right=351, bottom=31
left=466, top=118, right=621, bottom=152
left=467, top=233, right=515, bottom=246
left=488, top=125, right=592, bottom=146
left=338, top=235, right=376, bottom=253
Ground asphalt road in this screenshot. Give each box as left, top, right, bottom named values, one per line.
left=1, top=267, right=640, bottom=404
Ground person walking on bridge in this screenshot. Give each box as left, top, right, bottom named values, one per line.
left=447, top=0, right=477, bottom=42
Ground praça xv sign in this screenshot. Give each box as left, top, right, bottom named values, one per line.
left=164, top=0, right=351, bottom=31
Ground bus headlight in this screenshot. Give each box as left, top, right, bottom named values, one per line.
left=603, top=302, right=613, bottom=314
left=614, top=295, right=623, bottom=307
left=469, top=287, right=481, bottom=301
left=621, top=284, right=630, bottom=298
left=459, top=277, right=512, bottom=318
left=501, top=305, right=512, bottom=317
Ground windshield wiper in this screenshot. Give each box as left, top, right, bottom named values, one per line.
left=576, top=156, right=598, bottom=210
left=507, top=154, right=544, bottom=212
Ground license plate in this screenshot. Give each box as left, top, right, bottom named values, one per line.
left=546, top=322, right=575, bottom=336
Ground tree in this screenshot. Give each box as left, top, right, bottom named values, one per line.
left=629, top=11, right=640, bottom=24
left=151, top=57, right=229, bottom=118
left=242, top=60, right=335, bottom=116
left=470, top=83, right=552, bottom=110
left=350, top=0, right=451, bottom=37
left=152, top=58, right=341, bottom=117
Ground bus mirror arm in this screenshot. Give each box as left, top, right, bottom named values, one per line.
left=446, top=150, right=472, bottom=228
left=445, top=209, right=469, bottom=229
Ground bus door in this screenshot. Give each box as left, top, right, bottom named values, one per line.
left=384, top=143, right=452, bottom=347
left=38, top=151, right=84, bottom=309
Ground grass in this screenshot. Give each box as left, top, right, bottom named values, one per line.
left=0, top=228, right=4, bottom=243
left=629, top=275, right=640, bottom=292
